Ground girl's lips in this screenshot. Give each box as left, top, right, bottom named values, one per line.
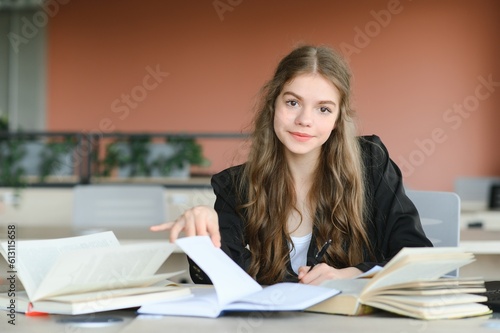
left=290, top=132, right=313, bottom=142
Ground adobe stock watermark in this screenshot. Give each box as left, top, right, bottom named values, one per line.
left=5, top=225, right=17, bottom=326
left=7, top=0, right=71, bottom=53
left=169, top=187, right=216, bottom=220
left=80, top=63, right=168, bottom=153
left=235, top=283, right=289, bottom=333
left=109, top=64, right=169, bottom=122
left=340, top=0, right=404, bottom=61
left=398, top=74, right=499, bottom=177
left=213, top=0, right=243, bottom=21
left=55, top=64, right=169, bottom=175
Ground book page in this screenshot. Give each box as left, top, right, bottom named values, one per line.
left=0, top=231, right=119, bottom=300
left=355, top=265, right=382, bottom=278
left=320, top=278, right=369, bottom=295
left=46, top=285, right=190, bottom=303
left=176, top=236, right=262, bottom=305
left=138, top=287, right=222, bottom=318
left=224, top=282, right=340, bottom=312
left=376, top=277, right=485, bottom=292
left=365, top=296, right=491, bottom=320
left=32, top=242, right=177, bottom=301
left=362, top=248, right=475, bottom=298
left=365, top=258, right=474, bottom=294
left=374, top=287, right=487, bottom=296
left=380, top=247, right=470, bottom=273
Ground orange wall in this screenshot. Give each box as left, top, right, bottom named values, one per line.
left=47, top=0, right=500, bottom=191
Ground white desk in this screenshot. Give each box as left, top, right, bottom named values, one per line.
left=2, top=227, right=500, bottom=332
left=3, top=226, right=500, bottom=283
left=461, top=210, right=500, bottom=230
left=1, top=309, right=499, bottom=333
left=459, top=229, right=500, bottom=280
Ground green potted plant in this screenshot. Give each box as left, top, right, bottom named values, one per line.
left=38, top=136, right=77, bottom=183
left=0, top=115, right=26, bottom=204
left=98, top=134, right=210, bottom=179
left=118, top=135, right=153, bottom=177
left=150, top=136, right=210, bottom=178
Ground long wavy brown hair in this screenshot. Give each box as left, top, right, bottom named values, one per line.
left=238, top=45, right=374, bottom=285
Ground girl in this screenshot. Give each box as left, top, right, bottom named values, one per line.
left=152, top=45, right=432, bottom=286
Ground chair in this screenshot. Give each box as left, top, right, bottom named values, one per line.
left=405, top=189, right=461, bottom=277
left=454, top=176, right=500, bottom=210
left=72, top=184, right=166, bottom=231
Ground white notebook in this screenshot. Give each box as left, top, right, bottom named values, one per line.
left=138, top=236, right=340, bottom=318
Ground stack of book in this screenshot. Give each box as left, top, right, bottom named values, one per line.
left=307, top=247, right=491, bottom=319
left=0, top=231, right=190, bottom=315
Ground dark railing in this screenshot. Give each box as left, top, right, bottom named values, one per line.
left=0, top=131, right=248, bottom=187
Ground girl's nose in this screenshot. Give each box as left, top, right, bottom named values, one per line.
left=295, top=108, right=313, bottom=126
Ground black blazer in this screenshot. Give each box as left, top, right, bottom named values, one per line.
left=188, top=135, right=432, bottom=284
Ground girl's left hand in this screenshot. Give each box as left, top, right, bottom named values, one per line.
left=297, top=264, right=362, bottom=285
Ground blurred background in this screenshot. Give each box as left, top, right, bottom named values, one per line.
left=1, top=0, right=500, bottom=284
left=1, top=0, right=499, bottom=191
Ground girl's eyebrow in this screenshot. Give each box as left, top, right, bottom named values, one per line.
left=282, top=91, right=302, bottom=100
left=282, top=91, right=337, bottom=107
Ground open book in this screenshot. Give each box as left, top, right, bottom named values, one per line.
left=138, top=236, right=340, bottom=318
left=306, top=247, right=492, bottom=320
left=0, top=231, right=190, bottom=315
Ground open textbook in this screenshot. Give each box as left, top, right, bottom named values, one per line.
left=306, top=247, right=492, bottom=320
left=138, top=236, right=340, bottom=318
left=0, top=231, right=190, bottom=315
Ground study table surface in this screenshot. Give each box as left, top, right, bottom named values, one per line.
left=2, top=309, right=500, bottom=333
left=2, top=227, right=500, bottom=332
left=2, top=226, right=500, bottom=281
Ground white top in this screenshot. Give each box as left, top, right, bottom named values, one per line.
left=289, top=233, right=312, bottom=274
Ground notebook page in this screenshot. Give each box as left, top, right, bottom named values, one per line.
left=176, top=236, right=262, bottom=305
left=138, top=287, right=221, bottom=318
left=224, top=282, right=340, bottom=311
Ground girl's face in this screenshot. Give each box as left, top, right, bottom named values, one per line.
left=273, top=73, right=341, bottom=162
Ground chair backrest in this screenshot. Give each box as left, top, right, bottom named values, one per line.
left=405, top=190, right=461, bottom=277
left=454, top=176, right=500, bottom=210
left=72, top=184, right=166, bottom=230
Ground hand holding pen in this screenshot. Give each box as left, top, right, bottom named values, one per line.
left=308, top=239, right=332, bottom=272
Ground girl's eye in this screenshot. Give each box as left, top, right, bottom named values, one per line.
left=319, top=106, right=331, bottom=113
left=286, top=100, right=299, bottom=107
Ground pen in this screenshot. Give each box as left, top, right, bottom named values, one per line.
left=308, top=239, right=332, bottom=272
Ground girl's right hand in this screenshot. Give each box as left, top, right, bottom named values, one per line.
left=150, top=205, right=221, bottom=247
